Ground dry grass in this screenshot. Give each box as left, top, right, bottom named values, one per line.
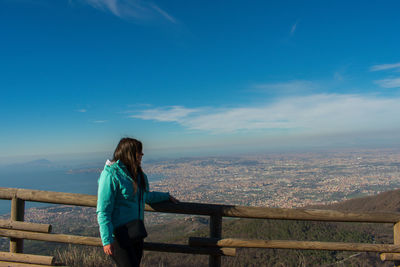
left=54, top=245, right=179, bottom=267
left=55, top=245, right=116, bottom=267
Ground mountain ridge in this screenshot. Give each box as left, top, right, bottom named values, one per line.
left=3, top=158, right=53, bottom=169
left=311, top=188, right=400, bottom=213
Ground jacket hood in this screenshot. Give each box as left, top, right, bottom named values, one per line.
left=104, top=159, right=149, bottom=191
left=104, top=160, right=129, bottom=177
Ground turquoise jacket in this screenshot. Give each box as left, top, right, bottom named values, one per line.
left=96, top=160, right=170, bottom=246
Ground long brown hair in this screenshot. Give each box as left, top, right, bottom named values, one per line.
left=112, top=137, right=146, bottom=192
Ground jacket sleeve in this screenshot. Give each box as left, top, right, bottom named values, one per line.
left=96, top=170, right=117, bottom=246
left=145, top=191, right=170, bottom=204
left=143, top=173, right=170, bottom=204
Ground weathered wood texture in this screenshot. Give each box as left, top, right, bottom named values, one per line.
left=0, top=188, right=96, bottom=207
left=0, top=228, right=235, bottom=256
left=10, top=197, right=25, bottom=253
left=0, top=219, right=51, bottom=233
left=209, top=215, right=222, bottom=267
left=0, top=252, right=54, bottom=265
left=2, top=188, right=400, bottom=223
left=0, top=261, right=55, bottom=267
left=148, top=202, right=400, bottom=223
left=144, top=242, right=236, bottom=256
left=189, top=237, right=400, bottom=253
left=381, top=253, right=400, bottom=261
left=394, top=222, right=400, bottom=266
left=0, top=228, right=101, bottom=246
left=210, top=215, right=222, bottom=238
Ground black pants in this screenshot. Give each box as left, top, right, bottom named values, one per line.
left=112, top=238, right=144, bottom=267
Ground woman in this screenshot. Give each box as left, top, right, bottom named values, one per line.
left=97, top=137, right=178, bottom=266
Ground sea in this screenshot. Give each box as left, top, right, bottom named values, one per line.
left=0, top=160, right=164, bottom=215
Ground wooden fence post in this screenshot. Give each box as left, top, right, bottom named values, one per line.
left=209, top=215, right=222, bottom=267
left=10, top=196, right=25, bottom=253
left=394, top=222, right=400, bottom=267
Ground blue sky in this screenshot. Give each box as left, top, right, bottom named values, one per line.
left=1, top=0, right=400, bottom=162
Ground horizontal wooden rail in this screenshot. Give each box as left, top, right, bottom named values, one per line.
left=381, top=253, right=400, bottom=261
left=0, top=252, right=54, bottom=265
left=189, top=237, right=400, bottom=253
left=0, top=228, right=101, bottom=246
left=0, top=188, right=96, bottom=207
left=0, top=229, right=234, bottom=256
left=0, top=219, right=51, bottom=233
left=0, top=261, right=55, bottom=267
left=144, top=243, right=236, bottom=256
left=148, top=202, right=400, bottom=223
left=1, top=188, right=400, bottom=223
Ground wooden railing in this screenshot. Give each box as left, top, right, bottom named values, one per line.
left=1, top=187, right=400, bottom=266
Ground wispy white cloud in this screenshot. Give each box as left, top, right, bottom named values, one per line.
left=79, top=0, right=177, bottom=23
left=370, top=62, right=400, bottom=88
left=76, top=109, right=87, bottom=113
left=151, top=4, right=177, bottom=24
left=93, top=120, right=108, bottom=123
left=131, top=106, right=199, bottom=122
left=370, top=62, right=400, bottom=72
left=374, top=78, right=400, bottom=88
left=131, top=94, right=400, bottom=134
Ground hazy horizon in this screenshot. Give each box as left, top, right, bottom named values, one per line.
left=1, top=146, right=400, bottom=215
left=2, top=144, right=400, bottom=166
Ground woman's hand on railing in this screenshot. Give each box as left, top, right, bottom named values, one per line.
left=169, top=195, right=179, bottom=204
left=103, top=243, right=114, bottom=256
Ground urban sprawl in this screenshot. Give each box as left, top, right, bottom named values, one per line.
left=146, top=149, right=400, bottom=209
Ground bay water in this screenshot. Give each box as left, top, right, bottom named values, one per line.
left=0, top=164, right=163, bottom=215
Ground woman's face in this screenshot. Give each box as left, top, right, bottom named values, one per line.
left=137, top=152, right=144, bottom=166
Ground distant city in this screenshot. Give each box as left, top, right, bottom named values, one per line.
left=1, top=148, right=400, bottom=236
left=2, top=148, right=400, bottom=220
left=144, top=148, right=400, bottom=209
